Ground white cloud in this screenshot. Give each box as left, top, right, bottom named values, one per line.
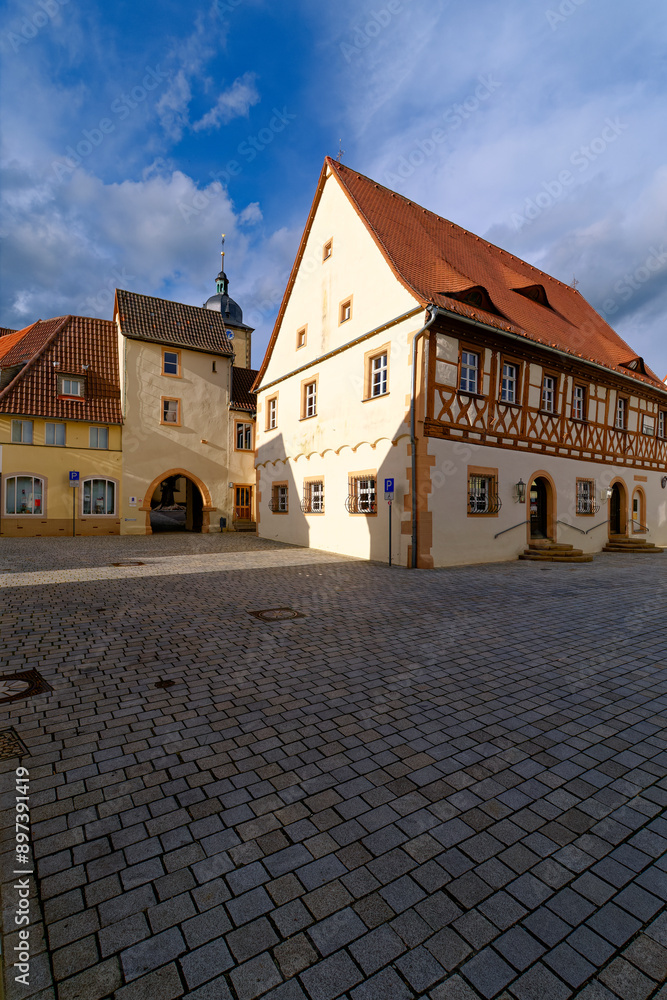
left=192, top=72, right=260, bottom=131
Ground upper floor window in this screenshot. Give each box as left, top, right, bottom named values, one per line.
left=45, top=422, right=66, bottom=446
left=11, top=419, right=33, bottom=444
left=90, top=426, right=109, bottom=449
left=267, top=396, right=277, bottom=430
left=5, top=475, right=43, bottom=515
left=296, top=326, right=307, bottom=350
left=572, top=384, right=585, bottom=421
left=163, top=350, right=181, bottom=377
left=659, top=411, right=666, bottom=439
left=161, top=398, right=180, bottom=425
left=339, top=297, right=352, bottom=324
left=371, top=353, right=388, bottom=397
left=459, top=350, right=479, bottom=394
left=500, top=363, right=518, bottom=403
left=542, top=375, right=556, bottom=413
left=59, top=376, right=84, bottom=397
left=83, top=478, right=116, bottom=515
left=303, top=380, right=317, bottom=419
left=323, top=239, right=333, bottom=261
left=615, top=396, right=627, bottom=430
left=236, top=421, right=253, bottom=450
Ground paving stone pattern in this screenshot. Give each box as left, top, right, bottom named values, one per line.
left=1, top=534, right=667, bottom=1000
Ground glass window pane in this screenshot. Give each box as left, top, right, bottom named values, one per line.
left=106, top=481, right=115, bottom=514
left=100, top=427, right=108, bottom=447
left=46, top=423, right=54, bottom=445
left=6, top=477, right=15, bottom=514
left=83, top=480, right=91, bottom=514
left=17, top=476, right=32, bottom=513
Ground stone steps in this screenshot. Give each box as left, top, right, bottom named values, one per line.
left=233, top=520, right=257, bottom=533
left=519, top=541, right=594, bottom=563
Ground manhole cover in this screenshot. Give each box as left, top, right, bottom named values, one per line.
left=111, top=561, right=145, bottom=567
left=0, top=728, right=28, bottom=760
left=155, top=680, right=176, bottom=689
left=248, top=608, right=305, bottom=622
left=0, top=670, right=52, bottom=705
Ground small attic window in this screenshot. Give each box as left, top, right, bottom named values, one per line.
left=621, top=356, right=647, bottom=374
left=513, top=284, right=551, bottom=308
left=444, top=286, right=503, bottom=317
left=323, top=239, right=333, bottom=261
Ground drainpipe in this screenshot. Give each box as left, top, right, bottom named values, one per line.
left=410, top=305, right=438, bottom=568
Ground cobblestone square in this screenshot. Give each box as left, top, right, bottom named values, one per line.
left=1, top=534, right=666, bottom=999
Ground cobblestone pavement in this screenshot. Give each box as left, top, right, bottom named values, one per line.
left=1, top=535, right=667, bottom=1000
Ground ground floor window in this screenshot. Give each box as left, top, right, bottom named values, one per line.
left=5, top=475, right=43, bottom=514
left=576, top=479, right=599, bottom=515
left=468, top=474, right=501, bottom=514
left=302, top=480, right=324, bottom=513
left=347, top=476, right=376, bottom=514
left=270, top=483, right=288, bottom=512
left=83, top=478, right=116, bottom=515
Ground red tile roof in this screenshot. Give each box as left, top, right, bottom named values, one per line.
left=254, top=158, right=665, bottom=393
left=0, top=327, right=18, bottom=340
left=115, top=289, right=235, bottom=357
left=231, top=367, right=258, bottom=412
left=0, top=316, right=122, bottom=423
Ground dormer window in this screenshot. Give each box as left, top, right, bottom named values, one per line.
left=513, top=284, right=551, bottom=308
left=58, top=376, right=84, bottom=398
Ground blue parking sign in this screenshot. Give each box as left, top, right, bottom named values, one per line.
left=384, top=478, right=394, bottom=494
left=69, top=471, right=79, bottom=486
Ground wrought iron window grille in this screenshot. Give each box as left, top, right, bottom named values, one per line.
left=346, top=477, right=377, bottom=514
left=468, top=492, right=502, bottom=514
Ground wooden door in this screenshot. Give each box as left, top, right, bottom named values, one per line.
left=235, top=486, right=252, bottom=519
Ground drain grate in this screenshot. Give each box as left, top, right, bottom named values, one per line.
left=155, top=680, right=176, bottom=689
left=111, top=561, right=145, bottom=567
left=0, top=670, right=52, bottom=706
left=248, top=608, right=305, bottom=622
left=0, top=728, right=29, bottom=760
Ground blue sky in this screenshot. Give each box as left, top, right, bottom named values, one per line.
left=1, top=0, right=666, bottom=375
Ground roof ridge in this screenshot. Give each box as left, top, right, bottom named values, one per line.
left=0, top=316, right=71, bottom=402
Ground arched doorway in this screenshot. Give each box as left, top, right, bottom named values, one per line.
left=529, top=475, right=553, bottom=540
left=140, top=469, right=214, bottom=534
left=609, top=481, right=627, bottom=536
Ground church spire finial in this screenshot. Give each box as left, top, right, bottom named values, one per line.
left=221, top=233, right=225, bottom=271
left=215, top=234, right=228, bottom=296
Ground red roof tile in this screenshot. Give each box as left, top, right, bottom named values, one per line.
left=0, top=316, right=122, bottom=424
left=254, top=158, right=665, bottom=393
left=231, top=367, right=258, bottom=412
left=115, top=289, right=235, bottom=357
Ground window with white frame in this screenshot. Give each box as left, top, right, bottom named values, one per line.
left=302, top=480, right=324, bottom=513
left=162, top=398, right=180, bottom=424
left=659, top=411, right=666, bottom=439
left=459, top=350, right=479, bottom=394
left=162, top=350, right=180, bottom=376
left=347, top=476, right=376, bottom=514
left=83, top=478, right=116, bottom=515
left=5, top=475, right=43, bottom=514
left=615, top=396, right=627, bottom=429
left=267, top=397, right=277, bottom=430
left=468, top=474, right=501, bottom=514
left=11, top=419, right=33, bottom=443
left=236, top=422, right=253, bottom=450
left=270, top=484, right=288, bottom=512
left=303, top=381, right=317, bottom=418
left=59, top=376, right=84, bottom=397
left=371, top=353, right=388, bottom=397
left=572, top=385, right=585, bottom=421
left=542, top=374, right=556, bottom=413
left=576, top=479, right=598, bottom=514
left=45, top=422, right=65, bottom=446
left=500, top=363, right=517, bottom=403
left=89, top=426, right=109, bottom=449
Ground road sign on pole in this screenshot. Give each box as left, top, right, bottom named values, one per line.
left=69, top=471, right=79, bottom=486
left=69, top=472, right=79, bottom=537
left=384, top=477, right=394, bottom=500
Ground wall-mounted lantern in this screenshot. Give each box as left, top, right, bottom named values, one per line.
left=661, top=476, right=667, bottom=489
left=515, top=479, right=526, bottom=503
left=601, top=487, right=613, bottom=501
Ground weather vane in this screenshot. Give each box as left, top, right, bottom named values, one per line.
left=221, top=233, right=226, bottom=270
left=571, top=274, right=579, bottom=290
left=336, top=140, right=345, bottom=162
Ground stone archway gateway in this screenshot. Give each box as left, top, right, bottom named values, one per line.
left=140, top=469, right=216, bottom=534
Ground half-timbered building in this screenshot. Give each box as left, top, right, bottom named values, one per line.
left=253, top=158, right=667, bottom=567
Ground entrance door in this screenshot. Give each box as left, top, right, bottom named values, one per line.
left=530, top=478, right=548, bottom=538
left=235, top=486, right=252, bottom=520
left=610, top=484, right=622, bottom=535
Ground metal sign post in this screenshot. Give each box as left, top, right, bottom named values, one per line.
left=69, top=471, right=79, bottom=537
left=384, top=478, right=395, bottom=566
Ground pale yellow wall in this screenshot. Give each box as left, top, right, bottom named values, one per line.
left=0, top=416, right=122, bottom=535
left=120, top=338, right=255, bottom=533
